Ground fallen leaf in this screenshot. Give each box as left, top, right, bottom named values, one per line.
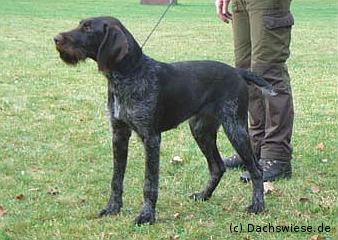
left=316, top=143, right=324, bottom=151
left=299, top=197, right=310, bottom=203
left=198, top=218, right=214, bottom=227
left=321, top=158, right=328, bottom=163
left=264, top=182, right=274, bottom=194
left=173, top=212, right=180, bottom=219
left=319, top=194, right=335, bottom=209
left=292, top=210, right=302, bottom=217
left=170, top=156, right=183, bottom=164
left=170, top=235, right=180, bottom=240
left=15, top=194, right=25, bottom=200
left=28, top=188, right=39, bottom=192
left=47, top=187, right=60, bottom=195
left=309, top=235, right=321, bottom=240
left=222, top=204, right=232, bottom=212
left=100, top=232, right=114, bottom=238
left=311, top=186, right=320, bottom=193
left=0, top=206, right=7, bottom=217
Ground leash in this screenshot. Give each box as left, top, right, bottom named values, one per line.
left=141, top=0, right=175, bottom=49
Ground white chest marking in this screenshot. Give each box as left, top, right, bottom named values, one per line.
left=113, top=95, right=121, bottom=119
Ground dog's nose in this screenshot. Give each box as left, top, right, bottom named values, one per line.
left=53, top=34, right=63, bottom=45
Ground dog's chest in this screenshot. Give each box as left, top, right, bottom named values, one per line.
left=106, top=68, right=159, bottom=130
left=111, top=90, right=151, bottom=132
left=107, top=79, right=141, bottom=123
left=112, top=93, right=132, bottom=121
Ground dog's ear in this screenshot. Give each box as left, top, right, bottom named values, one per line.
left=97, top=24, right=128, bottom=72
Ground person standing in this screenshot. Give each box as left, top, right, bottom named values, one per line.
left=215, top=0, right=294, bottom=182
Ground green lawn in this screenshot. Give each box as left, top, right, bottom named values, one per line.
left=0, top=0, right=337, bottom=239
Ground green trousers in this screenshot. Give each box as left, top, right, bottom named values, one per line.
left=232, top=0, right=294, bottom=161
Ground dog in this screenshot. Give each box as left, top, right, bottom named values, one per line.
left=54, top=16, right=275, bottom=225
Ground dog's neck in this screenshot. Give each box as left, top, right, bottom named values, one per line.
left=105, top=54, right=147, bottom=80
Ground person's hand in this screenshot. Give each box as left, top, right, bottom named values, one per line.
left=215, top=0, right=232, bottom=23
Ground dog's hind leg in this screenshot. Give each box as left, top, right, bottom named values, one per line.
left=189, top=114, right=225, bottom=201
left=221, top=100, right=264, bottom=213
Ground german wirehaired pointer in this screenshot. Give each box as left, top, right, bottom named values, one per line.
left=54, top=16, right=275, bottom=225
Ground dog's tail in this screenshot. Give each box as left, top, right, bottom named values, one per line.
left=236, top=68, right=277, bottom=96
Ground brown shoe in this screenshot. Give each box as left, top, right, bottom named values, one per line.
left=223, top=154, right=244, bottom=169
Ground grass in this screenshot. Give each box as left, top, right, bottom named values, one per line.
left=0, top=0, right=337, bottom=239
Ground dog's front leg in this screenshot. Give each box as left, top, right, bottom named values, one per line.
left=134, top=133, right=161, bottom=225
left=99, top=121, right=131, bottom=217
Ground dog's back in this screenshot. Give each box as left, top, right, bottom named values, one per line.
left=155, top=60, right=247, bottom=131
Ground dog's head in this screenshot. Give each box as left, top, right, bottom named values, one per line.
left=54, top=16, right=140, bottom=72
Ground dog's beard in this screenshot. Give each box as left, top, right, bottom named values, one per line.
left=56, top=46, right=86, bottom=65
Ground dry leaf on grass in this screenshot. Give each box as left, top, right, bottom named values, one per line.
left=311, top=186, right=320, bottom=193
left=316, top=143, right=324, bottom=151
left=321, top=158, right=328, bottom=163
left=198, top=219, right=214, bottom=228
left=47, top=187, right=60, bottom=195
left=0, top=206, right=7, bottom=217
left=309, top=235, right=321, bottom=240
left=170, top=156, right=183, bottom=165
left=15, top=194, right=25, bottom=200
left=173, top=212, right=181, bottom=219
left=263, top=182, right=274, bottom=194
left=100, top=232, right=114, bottom=238
left=170, top=235, right=180, bottom=240
left=319, top=194, right=336, bottom=209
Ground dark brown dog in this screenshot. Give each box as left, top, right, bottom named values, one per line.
left=54, top=16, right=274, bottom=225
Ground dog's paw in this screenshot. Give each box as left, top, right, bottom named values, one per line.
left=189, top=192, right=209, bottom=201
left=98, top=205, right=121, bottom=217
left=134, top=207, right=155, bottom=225
left=246, top=202, right=264, bottom=214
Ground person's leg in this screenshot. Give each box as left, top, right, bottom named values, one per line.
left=224, top=0, right=265, bottom=168
left=232, top=0, right=251, bottom=70
left=241, top=0, right=294, bottom=181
